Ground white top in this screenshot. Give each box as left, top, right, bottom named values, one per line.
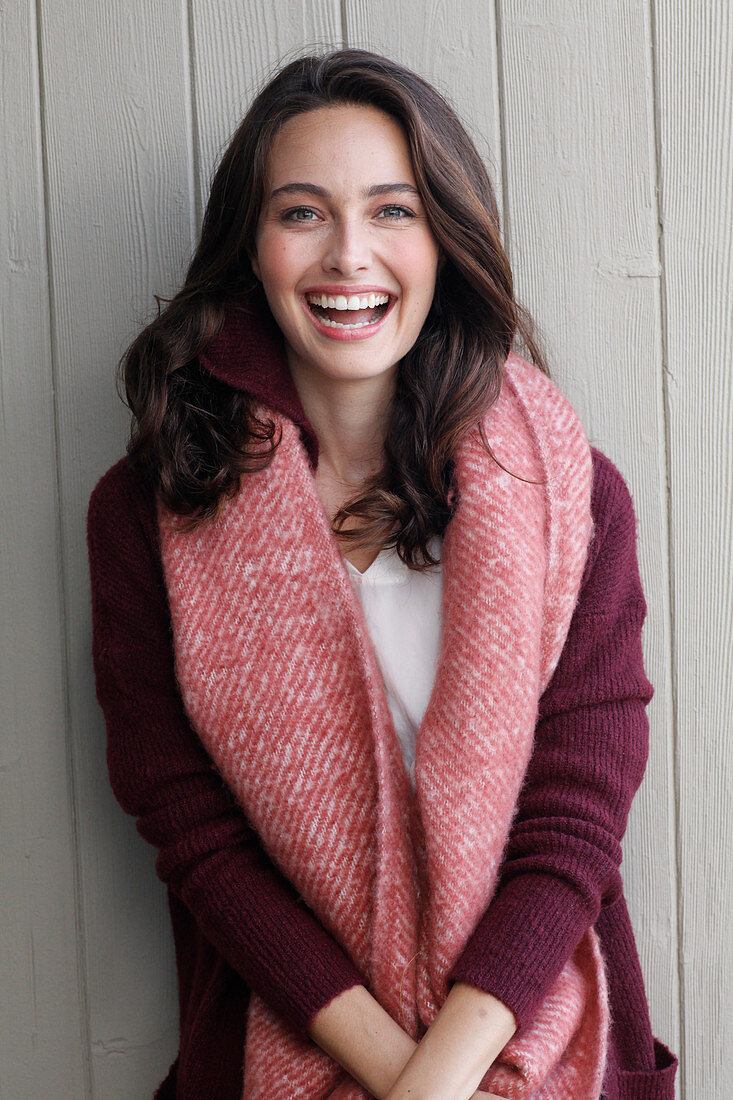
left=344, top=536, right=443, bottom=788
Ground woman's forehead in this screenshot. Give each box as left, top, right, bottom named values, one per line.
left=265, top=105, right=415, bottom=190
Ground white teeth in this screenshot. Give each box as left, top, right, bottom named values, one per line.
left=316, top=314, right=378, bottom=325
left=306, top=292, right=391, bottom=310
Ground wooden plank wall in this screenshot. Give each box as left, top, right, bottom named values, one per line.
left=1, top=0, right=730, bottom=1096
left=653, top=2, right=732, bottom=1092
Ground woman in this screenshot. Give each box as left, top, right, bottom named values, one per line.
left=86, top=48, right=677, bottom=1099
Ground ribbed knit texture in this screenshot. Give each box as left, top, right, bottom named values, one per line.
left=156, top=353, right=609, bottom=1099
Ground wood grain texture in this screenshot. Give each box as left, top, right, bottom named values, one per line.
left=34, top=0, right=197, bottom=1093
left=653, top=2, right=733, bottom=1096
left=0, top=4, right=89, bottom=1096
left=497, top=0, right=680, bottom=1072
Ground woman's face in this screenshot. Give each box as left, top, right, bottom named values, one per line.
left=250, top=104, right=441, bottom=392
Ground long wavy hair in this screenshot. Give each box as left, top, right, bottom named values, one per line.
left=120, top=47, right=548, bottom=568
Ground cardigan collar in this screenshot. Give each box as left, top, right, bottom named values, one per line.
left=198, top=291, right=320, bottom=469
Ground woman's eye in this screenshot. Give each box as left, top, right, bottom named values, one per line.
left=282, top=207, right=318, bottom=222
left=379, top=205, right=414, bottom=219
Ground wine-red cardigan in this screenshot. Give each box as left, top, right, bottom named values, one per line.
left=86, top=328, right=678, bottom=1099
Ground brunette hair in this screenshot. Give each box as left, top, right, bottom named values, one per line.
left=120, top=46, right=548, bottom=567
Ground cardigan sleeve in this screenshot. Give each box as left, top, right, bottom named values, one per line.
left=447, top=448, right=656, bottom=1032
left=86, top=458, right=367, bottom=1036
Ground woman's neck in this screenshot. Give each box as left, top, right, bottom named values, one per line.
left=287, top=358, right=396, bottom=486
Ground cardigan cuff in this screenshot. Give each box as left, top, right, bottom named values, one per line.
left=446, top=872, right=592, bottom=1030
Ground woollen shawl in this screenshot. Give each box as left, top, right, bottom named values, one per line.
left=156, top=350, right=609, bottom=1099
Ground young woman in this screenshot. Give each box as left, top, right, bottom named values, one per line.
left=86, top=48, right=677, bottom=1100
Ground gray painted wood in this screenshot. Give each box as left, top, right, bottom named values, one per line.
left=33, top=0, right=197, bottom=1093
left=3, top=0, right=731, bottom=1094
left=496, top=0, right=680, bottom=1072
left=0, top=1, right=88, bottom=1096
left=653, top=3, right=733, bottom=1096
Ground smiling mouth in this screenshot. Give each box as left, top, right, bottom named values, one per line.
left=304, top=296, right=392, bottom=329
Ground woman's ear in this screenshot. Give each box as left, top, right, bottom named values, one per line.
left=249, top=251, right=262, bottom=282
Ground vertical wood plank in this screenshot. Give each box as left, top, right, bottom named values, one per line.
left=497, top=0, right=679, bottom=1064
left=36, top=0, right=197, bottom=1093
left=653, top=2, right=733, bottom=1096
left=0, top=0, right=88, bottom=1095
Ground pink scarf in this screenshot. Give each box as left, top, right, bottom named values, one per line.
left=157, top=351, right=609, bottom=1099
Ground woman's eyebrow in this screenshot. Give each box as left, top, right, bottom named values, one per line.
left=267, top=182, right=421, bottom=202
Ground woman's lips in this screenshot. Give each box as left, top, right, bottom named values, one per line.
left=300, top=294, right=396, bottom=342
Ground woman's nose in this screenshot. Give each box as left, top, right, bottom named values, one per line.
left=321, top=218, right=371, bottom=274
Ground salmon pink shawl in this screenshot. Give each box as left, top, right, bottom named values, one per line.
left=156, top=351, right=609, bottom=1099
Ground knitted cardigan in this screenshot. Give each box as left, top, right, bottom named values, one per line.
left=86, top=303, right=678, bottom=1099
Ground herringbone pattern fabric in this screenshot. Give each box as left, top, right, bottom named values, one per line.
left=157, top=353, right=608, bottom=1099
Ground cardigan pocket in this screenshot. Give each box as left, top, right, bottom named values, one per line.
left=614, top=1037, right=678, bottom=1100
